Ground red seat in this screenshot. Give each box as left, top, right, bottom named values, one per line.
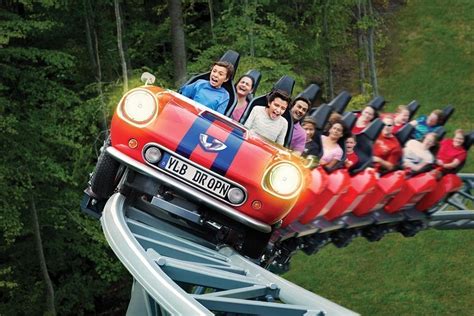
left=415, top=174, right=463, bottom=211
left=352, top=170, right=405, bottom=217
left=383, top=172, right=437, bottom=213
left=298, top=169, right=351, bottom=224
left=324, top=168, right=377, bottom=221
left=282, top=167, right=328, bottom=227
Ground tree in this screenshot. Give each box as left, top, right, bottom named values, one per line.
left=114, top=0, right=129, bottom=92
left=168, top=0, right=187, bottom=87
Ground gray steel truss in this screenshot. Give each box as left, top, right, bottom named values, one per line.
left=98, top=173, right=474, bottom=316
left=428, top=173, right=474, bottom=229
left=101, top=193, right=358, bottom=316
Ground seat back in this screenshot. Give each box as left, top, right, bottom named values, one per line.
left=245, top=69, right=262, bottom=101
left=350, top=118, right=384, bottom=175
left=441, top=105, right=455, bottom=125
left=305, top=104, right=333, bottom=157
left=295, top=84, right=321, bottom=106
left=179, top=50, right=240, bottom=114
left=341, top=111, right=356, bottom=131
left=275, top=76, right=296, bottom=147
left=432, top=126, right=446, bottom=140
left=368, top=95, right=386, bottom=112
left=395, top=123, right=415, bottom=146
left=329, top=91, right=352, bottom=114
left=407, top=100, right=420, bottom=120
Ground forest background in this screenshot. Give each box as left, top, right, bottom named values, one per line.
left=1, top=0, right=473, bottom=315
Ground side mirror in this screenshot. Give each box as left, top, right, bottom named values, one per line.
left=141, top=72, right=155, bottom=85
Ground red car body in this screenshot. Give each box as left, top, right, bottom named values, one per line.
left=109, top=86, right=309, bottom=229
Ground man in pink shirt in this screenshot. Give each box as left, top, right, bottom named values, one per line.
left=289, top=97, right=310, bottom=155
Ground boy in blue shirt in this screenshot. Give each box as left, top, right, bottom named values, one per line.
left=180, top=61, right=234, bottom=114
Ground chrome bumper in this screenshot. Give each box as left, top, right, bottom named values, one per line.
left=106, top=146, right=272, bottom=233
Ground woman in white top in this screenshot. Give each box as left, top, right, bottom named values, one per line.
left=403, top=132, right=437, bottom=172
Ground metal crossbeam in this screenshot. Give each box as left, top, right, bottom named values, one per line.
left=101, top=193, right=358, bottom=316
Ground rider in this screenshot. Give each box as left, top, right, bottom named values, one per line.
left=180, top=61, right=234, bottom=114
left=244, top=89, right=291, bottom=145
left=289, top=97, right=311, bottom=155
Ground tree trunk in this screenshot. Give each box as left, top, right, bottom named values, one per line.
left=83, top=0, right=108, bottom=139
left=322, top=0, right=334, bottom=99
left=208, top=0, right=215, bottom=41
left=168, top=0, right=187, bottom=87
left=245, top=0, right=255, bottom=57
left=356, top=0, right=366, bottom=93
left=114, top=0, right=128, bottom=93
left=31, top=195, right=56, bottom=315
left=83, top=1, right=97, bottom=73
left=367, top=0, right=379, bottom=96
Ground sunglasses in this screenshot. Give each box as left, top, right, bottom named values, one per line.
left=385, top=124, right=393, bottom=127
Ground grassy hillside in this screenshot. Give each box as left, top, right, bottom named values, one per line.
left=284, top=1, right=474, bottom=315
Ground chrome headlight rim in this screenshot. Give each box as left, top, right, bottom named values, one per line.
left=262, top=161, right=303, bottom=199
left=118, top=88, right=158, bottom=126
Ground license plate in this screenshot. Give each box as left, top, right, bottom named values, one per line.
left=159, top=153, right=231, bottom=198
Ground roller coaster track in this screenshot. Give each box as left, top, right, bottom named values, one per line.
left=92, top=173, right=474, bottom=315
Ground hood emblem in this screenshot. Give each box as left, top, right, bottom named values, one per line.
left=199, top=134, right=227, bottom=152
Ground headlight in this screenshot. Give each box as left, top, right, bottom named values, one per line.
left=265, top=162, right=302, bottom=198
left=119, top=89, right=157, bottom=125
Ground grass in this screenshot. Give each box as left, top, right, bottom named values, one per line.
left=284, top=1, right=474, bottom=314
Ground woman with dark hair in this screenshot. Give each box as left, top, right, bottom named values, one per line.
left=403, top=132, right=438, bottom=172
left=231, top=75, right=255, bottom=121
left=436, top=129, right=467, bottom=171
left=320, top=119, right=348, bottom=168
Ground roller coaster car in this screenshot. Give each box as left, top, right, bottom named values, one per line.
left=83, top=72, right=310, bottom=258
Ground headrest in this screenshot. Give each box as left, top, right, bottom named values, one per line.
left=328, top=91, right=352, bottom=114
left=272, top=75, right=295, bottom=96
left=364, top=118, right=384, bottom=141
left=464, top=131, right=474, bottom=151
left=295, top=84, right=321, bottom=104
left=432, top=126, right=446, bottom=140
left=219, top=50, right=240, bottom=80
left=368, top=96, right=386, bottom=111
left=395, top=123, right=414, bottom=145
left=309, top=104, right=332, bottom=131
left=406, top=100, right=419, bottom=120
left=441, top=105, right=455, bottom=125
left=244, top=69, right=262, bottom=95
left=341, top=112, right=356, bottom=131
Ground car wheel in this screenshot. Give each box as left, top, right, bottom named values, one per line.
left=90, top=149, right=121, bottom=199
left=241, top=229, right=272, bottom=259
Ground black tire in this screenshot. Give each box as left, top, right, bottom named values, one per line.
left=90, top=150, right=121, bottom=199
left=241, top=229, right=273, bottom=259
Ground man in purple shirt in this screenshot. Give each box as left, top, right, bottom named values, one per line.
left=289, top=97, right=310, bottom=155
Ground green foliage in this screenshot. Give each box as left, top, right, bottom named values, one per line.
left=1, top=0, right=472, bottom=314
left=285, top=1, right=474, bottom=315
